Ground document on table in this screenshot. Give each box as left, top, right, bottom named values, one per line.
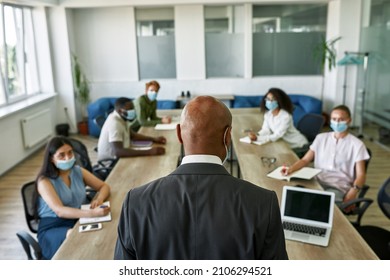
left=239, top=136, right=267, bottom=146
left=267, top=166, right=322, bottom=182
left=79, top=201, right=111, bottom=225
left=154, top=123, right=178, bottom=130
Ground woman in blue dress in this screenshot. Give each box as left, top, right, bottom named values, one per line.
left=35, top=136, right=111, bottom=259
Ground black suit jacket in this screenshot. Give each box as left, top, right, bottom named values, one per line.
left=114, top=163, right=288, bottom=259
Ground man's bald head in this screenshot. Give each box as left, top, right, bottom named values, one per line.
left=177, top=96, right=232, bottom=158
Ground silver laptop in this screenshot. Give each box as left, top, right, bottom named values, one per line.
left=280, top=186, right=335, bottom=247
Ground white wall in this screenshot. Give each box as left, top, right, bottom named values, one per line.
left=0, top=97, right=56, bottom=175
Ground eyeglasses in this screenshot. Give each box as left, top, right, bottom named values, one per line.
left=261, top=156, right=277, bottom=167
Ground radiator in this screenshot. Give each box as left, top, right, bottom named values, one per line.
left=21, top=109, right=52, bottom=149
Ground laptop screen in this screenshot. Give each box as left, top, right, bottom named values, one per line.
left=283, top=188, right=332, bottom=223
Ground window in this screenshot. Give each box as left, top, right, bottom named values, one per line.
left=252, top=4, right=328, bottom=76
left=0, top=3, right=39, bottom=106
left=135, top=7, right=176, bottom=79
left=204, top=5, right=244, bottom=78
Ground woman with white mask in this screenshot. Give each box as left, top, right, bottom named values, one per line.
left=285, top=105, right=370, bottom=209
left=247, top=87, right=308, bottom=148
left=35, top=136, right=111, bottom=259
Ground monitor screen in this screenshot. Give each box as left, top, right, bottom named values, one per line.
left=284, top=189, right=331, bottom=223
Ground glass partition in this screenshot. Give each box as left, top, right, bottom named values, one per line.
left=252, top=4, right=327, bottom=76
left=136, top=7, right=176, bottom=79
left=205, top=5, right=244, bottom=78
left=359, top=0, right=390, bottom=139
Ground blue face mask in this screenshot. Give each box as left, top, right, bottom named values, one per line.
left=330, top=120, right=348, bottom=133
left=147, top=91, right=157, bottom=101
left=265, top=100, right=279, bottom=111
left=124, top=109, right=136, bottom=121
left=55, top=157, right=76, bottom=171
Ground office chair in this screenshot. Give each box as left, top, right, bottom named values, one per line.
left=67, top=137, right=115, bottom=181
left=16, top=231, right=43, bottom=260
left=353, top=177, right=390, bottom=259
left=18, top=181, right=43, bottom=260
left=297, top=113, right=325, bottom=142
left=293, top=113, right=325, bottom=158
left=93, top=114, right=106, bottom=129
left=339, top=148, right=373, bottom=226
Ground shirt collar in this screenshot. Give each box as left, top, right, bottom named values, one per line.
left=181, top=154, right=223, bottom=165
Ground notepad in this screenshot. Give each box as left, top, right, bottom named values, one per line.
left=239, top=136, right=267, bottom=146
left=131, top=140, right=153, bottom=147
left=79, top=201, right=111, bottom=225
left=154, top=123, right=178, bottom=130
left=267, top=166, right=322, bottom=182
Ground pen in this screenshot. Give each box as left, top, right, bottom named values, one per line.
left=100, top=205, right=108, bottom=208
left=281, top=164, right=288, bottom=175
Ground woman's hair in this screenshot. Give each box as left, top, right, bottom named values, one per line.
left=260, top=87, right=294, bottom=114
left=145, top=80, right=160, bottom=92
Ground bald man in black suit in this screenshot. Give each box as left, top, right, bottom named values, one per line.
left=114, top=95, right=288, bottom=260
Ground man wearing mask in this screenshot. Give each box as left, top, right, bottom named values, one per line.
left=114, top=96, right=288, bottom=260
left=97, top=97, right=166, bottom=161
left=133, top=80, right=172, bottom=130
left=284, top=105, right=370, bottom=209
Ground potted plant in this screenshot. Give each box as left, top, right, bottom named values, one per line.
left=72, top=53, right=90, bottom=135
left=314, top=35, right=341, bottom=101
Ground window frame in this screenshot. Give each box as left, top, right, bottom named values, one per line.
left=0, top=3, right=40, bottom=108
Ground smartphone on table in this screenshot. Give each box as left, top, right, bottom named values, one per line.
left=79, top=223, right=102, bottom=233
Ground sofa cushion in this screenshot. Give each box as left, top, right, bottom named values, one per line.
left=232, top=95, right=263, bottom=108
left=289, top=94, right=322, bottom=126
left=87, top=97, right=119, bottom=137
left=157, top=100, right=178, bottom=110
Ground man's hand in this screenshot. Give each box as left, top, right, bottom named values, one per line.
left=150, top=146, right=165, bottom=155
left=153, top=136, right=167, bottom=144
left=248, top=132, right=257, bottom=141
left=162, top=116, right=171, bottom=124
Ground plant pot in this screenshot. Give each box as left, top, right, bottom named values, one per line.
left=78, top=121, right=89, bottom=135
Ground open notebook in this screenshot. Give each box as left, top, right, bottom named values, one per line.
left=280, top=186, right=335, bottom=247
left=79, top=201, right=111, bottom=225
left=267, top=166, right=321, bottom=182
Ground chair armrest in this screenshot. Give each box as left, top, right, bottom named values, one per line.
left=16, top=231, right=42, bottom=260
left=339, top=197, right=374, bottom=226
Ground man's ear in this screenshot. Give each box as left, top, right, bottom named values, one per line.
left=176, top=124, right=183, bottom=144
left=225, top=126, right=232, bottom=147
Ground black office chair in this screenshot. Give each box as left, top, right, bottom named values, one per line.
left=93, top=114, right=106, bottom=129
left=17, top=181, right=43, bottom=260
left=353, top=177, right=390, bottom=259
left=339, top=148, right=373, bottom=226
left=297, top=113, right=325, bottom=142
left=294, top=113, right=325, bottom=158
left=16, top=231, right=42, bottom=260
left=67, top=137, right=115, bottom=181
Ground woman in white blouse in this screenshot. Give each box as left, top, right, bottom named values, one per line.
left=248, top=88, right=308, bottom=149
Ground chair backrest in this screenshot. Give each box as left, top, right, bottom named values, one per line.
left=93, top=115, right=106, bottom=129
left=297, top=113, right=325, bottom=142
left=378, top=176, right=390, bottom=219
left=16, top=231, right=43, bottom=260
left=21, top=181, right=39, bottom=233
left=67, top=138, right=93, bottom=172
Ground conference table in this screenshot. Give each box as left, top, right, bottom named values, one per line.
left=53, top=108, right=378, bottom=259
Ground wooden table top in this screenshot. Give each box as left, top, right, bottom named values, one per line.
left=231, top=114, right=378, bottom=260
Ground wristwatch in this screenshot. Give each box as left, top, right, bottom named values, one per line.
left=352, top=185, right=361, bottom=191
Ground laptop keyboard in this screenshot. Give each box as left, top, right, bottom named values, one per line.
left=283, top=221, right=326, bottom=237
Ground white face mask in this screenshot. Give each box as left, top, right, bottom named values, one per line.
left=222, top=127, right=230, bottom=165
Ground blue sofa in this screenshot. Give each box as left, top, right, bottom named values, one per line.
left=232, top=94, right=322, bottom=126
left=87, top=97, right=178, bottom=137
